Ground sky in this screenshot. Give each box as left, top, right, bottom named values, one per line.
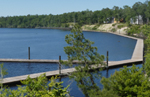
left=0, top=0, right=147, bottom=17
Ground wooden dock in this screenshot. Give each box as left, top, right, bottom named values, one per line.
left=0, top=59, right=61, bottom=63
left=1, top=34, right=144, bottom=85
left=0, top=59, right=81, bottom=63
left=2, top=59, right=142, bottom=84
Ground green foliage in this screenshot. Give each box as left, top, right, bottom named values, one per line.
left=112, top=23, right=117, bottom=26
left=125, top=24, right=150, bottom=37
left=92, top=24, right=100, bottom=30
left=0, top=1, right=150, bottom=28
left=0, top=74, right=69, bottom=97
left=111, top=28, right=116, bottom=32
left=0, top=63, right=8, bottom=77
left=145, top=1, right=150, bottom=20
left=141, top=25, right=150, bottom=36
left=20, top=74, right=48, bottom=96
left=0, top=63, right=8, bottom=92
left=64, top=24, right=104, bottom=66
left=145, top=52, right=150, bottom=77
left=92, top=25, right=98, bottom=30
left=126, top=25, right=141, bottom=36
left=101, top=65, right=150, bottom=97
left=89, top=89, right=119, bottom=97
left=144, top=33, right=150, bottom=77
left=126, top=21, right=132, bottom=27
left=117, top=24, right=125, bottom=29
left=63, top=24, right=105, bottom=96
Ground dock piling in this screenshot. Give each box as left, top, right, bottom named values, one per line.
left=106, top=51, right=109, bottom=78
left=28, top=47, right=30, bottom=60
left=59, top=56, right=61, bottom=75
left=59, top=56, right=61, bottom=82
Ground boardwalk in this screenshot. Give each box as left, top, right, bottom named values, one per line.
left=0, top=59, right=61, bottom=63
left=1, top=33, right=143, bottom=85
left=2, top=59, right=142, bottom=84
left=131, top=39, right=143, bottom=60
left=0, top=59, right=79, bottom=63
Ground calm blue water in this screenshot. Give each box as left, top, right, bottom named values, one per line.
left=0, top=28, right=138, bottom=97
left=0, top=28, right=137, bottom=78
left=0, top=28, right=136, bottom=60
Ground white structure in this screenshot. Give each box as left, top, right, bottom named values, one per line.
left=130, top=15, right=143, bottom=25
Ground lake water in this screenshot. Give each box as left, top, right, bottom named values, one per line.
left=0, top=28, right=138, bottom=96
left=0, top=28, right=136, bottom=60
left=0, top=28, right=137, bottom=77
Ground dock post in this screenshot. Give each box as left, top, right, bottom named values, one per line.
left=28, top=47, right=30, bottom=60
left=106, top=51, right=109, bottom=78
left=59, top=56, right=61, bottom=82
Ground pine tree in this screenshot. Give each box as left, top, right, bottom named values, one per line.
left=63, top=24, right=105, bottom=96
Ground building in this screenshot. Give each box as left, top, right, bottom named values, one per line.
left=130, top=15, right=143, bottom=25
left=103, top=17, right=124, bottom=24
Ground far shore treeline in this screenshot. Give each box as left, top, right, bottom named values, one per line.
left=1, top=1, right=150, bottom=28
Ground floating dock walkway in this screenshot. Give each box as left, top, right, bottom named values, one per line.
left=2, top=59, right=142, bottom=85
left=1, top=33, right=143, bottom=85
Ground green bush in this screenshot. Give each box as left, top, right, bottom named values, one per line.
left=92, top=26, right=98, bottom=30
left=117, top=24, right=125, bottom=29
left=89, top=89, right=119, bottom=97
left=101, top=65, right=150, bottom=97
left=112, top=23, right=117, bottom=26
left=111, top=28, right=116, bottom=32
left=0, top=74, right=69, bottom=97
left=126, top=22, right=132, bottom=27
left=126, top=25, right=141, bottom=35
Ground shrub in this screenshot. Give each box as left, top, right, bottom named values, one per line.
left=92, top=26, right=98, bottom=30
left=126, top=25, right=141, bottom=35
left=0, top=74, right=69, bottom=97
left=101, top=65, right=150, bottom=97
left=112, top=23, right=117, bottom=26
left=117, top=24, right=125, bottom=29
left=111, top=28, right=116, bottom=32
